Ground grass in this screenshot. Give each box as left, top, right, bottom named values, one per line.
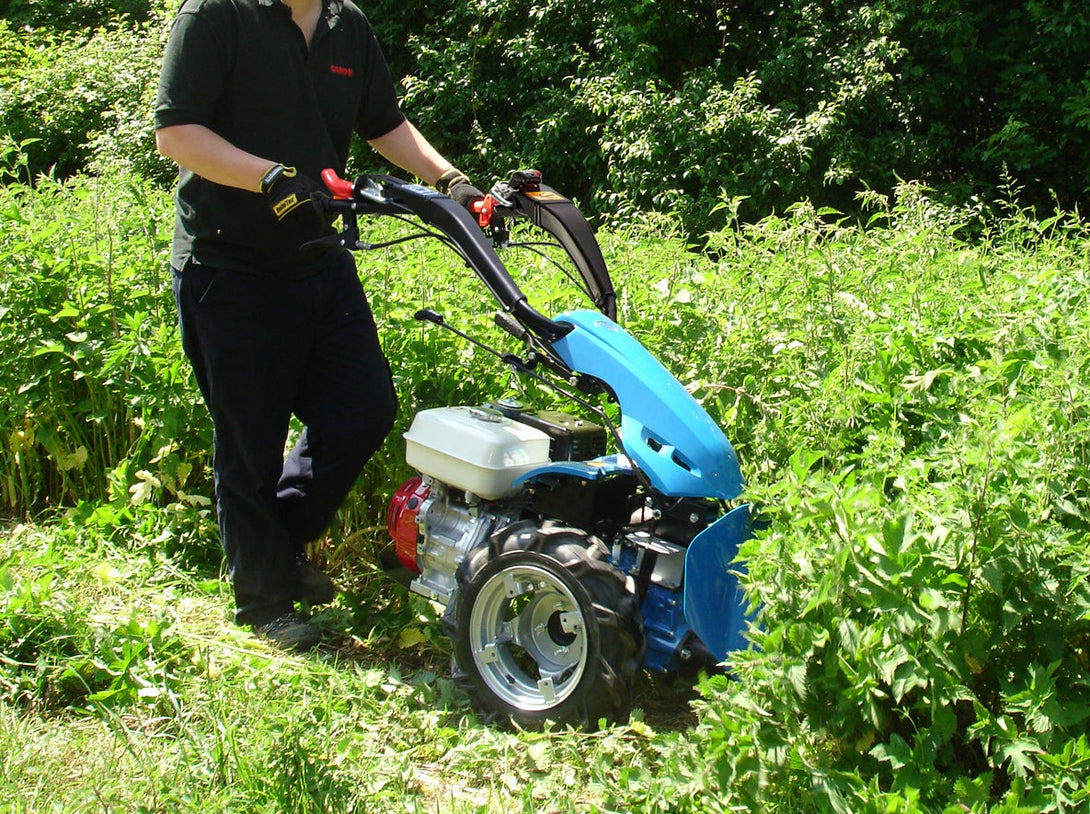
left=0, top=518, right=700, bottom=814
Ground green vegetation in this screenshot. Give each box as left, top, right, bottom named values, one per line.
left=2, top=0, right=1088, bottom=231
left=2, top=147, right=1088, bottom=809
left=3, top=0, right=1089, bottom=807
left=1, top=516, right=682, bottom=813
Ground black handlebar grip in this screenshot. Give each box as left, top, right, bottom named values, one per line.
left=414, top=309, right=445, bottom=325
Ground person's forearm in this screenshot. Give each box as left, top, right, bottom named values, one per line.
left=156, top=123, right=274, bottom=193
left=367, top=120, right=456, bottom=186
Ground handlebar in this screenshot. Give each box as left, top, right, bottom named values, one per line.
left=485, top=171, right=616, bottom=321
left=315, top=170, right=616, bottom=344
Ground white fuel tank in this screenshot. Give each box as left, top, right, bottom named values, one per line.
left=403, top=406, right=551, bottom=499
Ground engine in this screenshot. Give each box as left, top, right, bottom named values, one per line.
left=387, top=476, right=516, bottom=605
left=386, top=404, right=552, bottom=605
left=385, top=403, right=723, bottom=672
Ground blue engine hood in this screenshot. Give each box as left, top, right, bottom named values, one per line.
left=550, top=310, right=743, bottom=500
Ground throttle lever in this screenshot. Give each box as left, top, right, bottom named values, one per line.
left=321, top=168, right=354, bottom=199
left=470, top=195, right=496, bottom=228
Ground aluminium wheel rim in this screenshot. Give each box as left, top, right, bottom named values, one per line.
left=468, top=562, right=589, bottom=711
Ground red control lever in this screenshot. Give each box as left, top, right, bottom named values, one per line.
left=321, top=168, right=354, bottom=199
left=471, top=194, right=496, bottom=228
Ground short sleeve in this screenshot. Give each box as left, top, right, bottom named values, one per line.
left=154, top=0, right=236, bottom=130
left=353, top=14, right=406, bottom=141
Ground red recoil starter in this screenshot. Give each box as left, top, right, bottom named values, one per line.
left=386, top=477, right=430, bottom=573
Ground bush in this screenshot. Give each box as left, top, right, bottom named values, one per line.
left=0, top=1, right=173, bottom=185
left=0, top=0, right=151, bottom=32
left=639, top=187, right=1090, bottom=811
left=0, top=150, right=196, bottom=515
left=4, top=0, right=1087, bottom=233
left=364, top=0, right=1089, bottom=233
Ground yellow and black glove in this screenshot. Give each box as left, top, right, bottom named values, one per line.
left=261, top=164, right=327, bottom=228
left=436, top=168, right=484, bottom=210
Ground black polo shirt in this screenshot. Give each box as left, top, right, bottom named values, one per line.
left=154, top=0, right=406, bottom=273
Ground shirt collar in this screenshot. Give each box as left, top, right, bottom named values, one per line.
left=258, top=0, right=344, bottom=27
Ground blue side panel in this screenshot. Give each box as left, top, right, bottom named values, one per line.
left=640, top=582, right=693, bottom=672
left=683, top=504, right=754, bottom=660
left=609, top=544, right=692, bottom=673
left=512, top=454, right=633, bottom=488
left=550, top=310, right=743, bottom=500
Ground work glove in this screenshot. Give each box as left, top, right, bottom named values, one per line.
left=261, top=164, right=328, bottom=229
left=436, top=168, right=484, bottom=210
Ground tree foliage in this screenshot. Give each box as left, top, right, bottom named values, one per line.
left=2, top=0, right=1088, bottom=231
left=362, top=0, right=1090, bottom=229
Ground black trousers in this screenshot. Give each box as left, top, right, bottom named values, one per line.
left=172, top=251, right=396, bottom=625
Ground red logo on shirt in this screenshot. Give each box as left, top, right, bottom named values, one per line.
left=330, top=64, right=354, bottom=78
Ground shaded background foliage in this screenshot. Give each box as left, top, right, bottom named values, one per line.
left=2, top=0, right=1088, bottom=232
left=369, top=0, right=1090, bottom=229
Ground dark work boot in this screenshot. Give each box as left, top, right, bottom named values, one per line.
left=297, top=557, right=339, bottom=606
left=253, top=610, right=322, bottom=651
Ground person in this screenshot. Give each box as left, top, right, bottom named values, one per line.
left=153, top=0, right=482, bottom=650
